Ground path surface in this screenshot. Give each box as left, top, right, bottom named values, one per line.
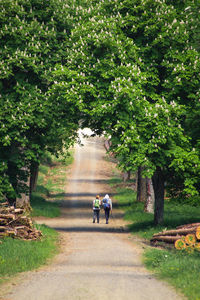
left=4, top=133, right=182, bottom=300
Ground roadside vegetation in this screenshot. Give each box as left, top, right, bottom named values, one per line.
left=31, top=151, right=73, bottom=218
left=0, top=0, right=199, bottom=230
left=0, top=0, right=199, bottom=296
left=0, top=151, right=73, bottom=285
left=0, top=225, right=58, bottom=284
left=111, top=177, right=200, bottom=300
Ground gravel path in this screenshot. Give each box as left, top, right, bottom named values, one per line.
left=4, top=133, right=182, bottom=300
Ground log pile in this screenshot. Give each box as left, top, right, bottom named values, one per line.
left=0, top=202, right=42, bottom=240
left=151, top=223, right=200, bottom=251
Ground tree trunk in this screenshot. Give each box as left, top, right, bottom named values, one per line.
left=30, top=162, right=39, bottom=195
left=16, top=166, right=30, bottom=209
left=122, top=170, right=131, bottom=182
left=16, top=190, right=30, bottom=209
left=104, top=139, right=112, bottom=152
left=144, top=178, right=154, bottom=213
left=137, top=166, right=147, bottom=202
left=152, top=167, right=165, bottom=225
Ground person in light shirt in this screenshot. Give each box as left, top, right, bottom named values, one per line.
left=102, top=194, right=112, bottom=224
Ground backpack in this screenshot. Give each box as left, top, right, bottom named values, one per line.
left=103, top=198, right=110, bottom=209
left=94, top=199, right=100, bottom=208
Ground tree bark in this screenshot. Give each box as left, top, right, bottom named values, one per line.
left=137, top=166, right=147, bottom=202
left=122, top=170, right=131, bottom=182
left=144, top=178, right=154, bottom=213
left=177, top=223, right=200, bottom=230
left=151, top=235, right=182, bottom=243
left=153, top=227, right=197, bottom=237
left=104, top=139, right=112, bottom=152
left=30, top=162, right=39, bottom=195
left=152, top=167, right=165, bottom=225
left=16, top=191, right=30, bottom=209
left=16, top=166, right=30, bottom=209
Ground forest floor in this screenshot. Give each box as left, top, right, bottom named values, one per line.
left=1, top=132, right=183, bottom=300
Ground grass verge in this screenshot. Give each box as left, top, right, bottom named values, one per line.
left=110, top=177, right=200, bottom=300
left=0, top=151, right=73, bottom=286
left=144, top=248, right=200, bottom=299
left=31, top=151, right=73, bottom=218
left=0, top=225, right=58, bottom=284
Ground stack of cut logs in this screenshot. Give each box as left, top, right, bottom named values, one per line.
left=0, top=202, right=42, bottom=240
left=151, top=223, right=200, bottom=249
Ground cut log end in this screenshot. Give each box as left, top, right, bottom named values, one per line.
left=175, top=239, right=186, bottom=250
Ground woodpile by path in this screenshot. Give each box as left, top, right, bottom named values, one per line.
left=151, top=223, right=200, bottom=251
left=0, top=202, right=42, bottom=241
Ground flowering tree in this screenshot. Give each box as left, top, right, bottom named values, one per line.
left=53, top=0, right=200, bottom=224
left=1, top=0, right=199, bottom=223
left=0, top=0, right=79, bottom=202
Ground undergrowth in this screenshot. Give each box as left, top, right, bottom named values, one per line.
left=0, top=151, right=73, bottom=286
left=110, top=177, right=200, bottom=300
left=31, top=151, right=73, bottom=218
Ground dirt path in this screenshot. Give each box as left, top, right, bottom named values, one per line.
left=4, top=133, right=182, bottom=300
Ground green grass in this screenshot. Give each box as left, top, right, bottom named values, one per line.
left=113, top=183, right=200, bottom=240
left=0, top=225, right=58, bottom=284
left=40, top=150, right=74, bottom=167
left=144, top=248, right=200, bottom=300
left=31, top=195, right=60, bottom=218
left=110, top=177, right=200, bottom=299
left=0, top=151, right=74, bottom=286
left=31, top=150, right=74, bottom=218
left=56, top=152, right=74, bottom=166
left=39, top=164, right=49, bottom=175
left=126, top=201, right=200, bottom=240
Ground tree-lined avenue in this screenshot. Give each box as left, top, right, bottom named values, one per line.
left=4, top=133, right=182, bottom=300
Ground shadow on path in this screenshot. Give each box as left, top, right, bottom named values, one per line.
left=53, top=226, right=128, bottom=234
left=50, top=192, right=115, bottom=199
left=67, top=179, right=112, bottom=184
left=60, top=211, right=125, bottom=219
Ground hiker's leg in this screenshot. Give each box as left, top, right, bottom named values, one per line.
left=105, top=208, right=109, bottom=224
left=107, top=209, right=110, bottom=220
left=97, top=210, right=100, bottom=223
left=93, top=210, right=96, bottom=223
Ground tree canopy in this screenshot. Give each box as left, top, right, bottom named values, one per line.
left=52, top=0, right=200, bottom=223
left=0, top=0, right=200, bottom=224
left=0, top=0, right=80, bottom=200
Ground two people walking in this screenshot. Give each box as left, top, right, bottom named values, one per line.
left=92, top=194, right=112, bottom=224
